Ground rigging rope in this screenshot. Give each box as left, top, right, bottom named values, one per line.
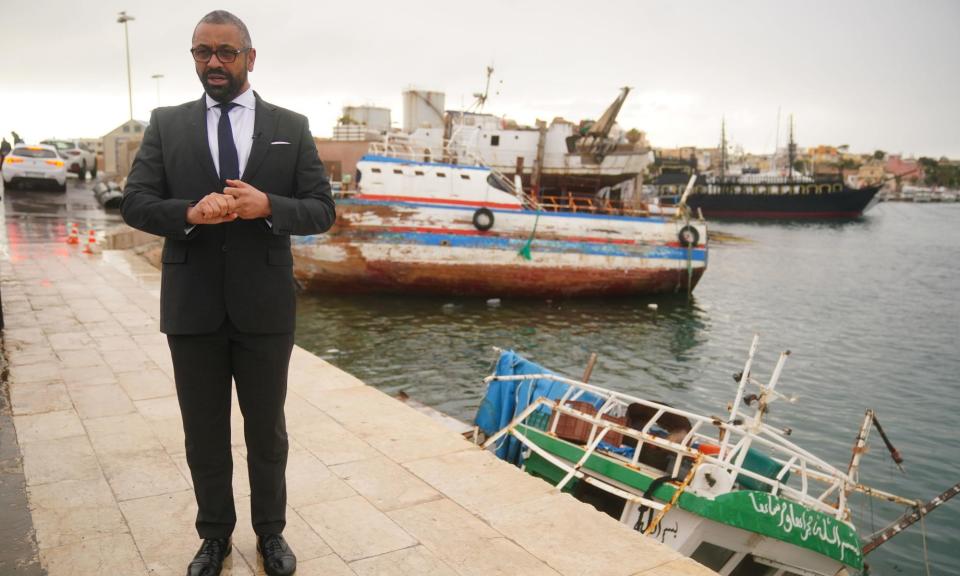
left=518, top=208, right=541, bottom=261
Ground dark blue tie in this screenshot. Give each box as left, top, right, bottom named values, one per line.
left=216, top=102, right=240, bottom=185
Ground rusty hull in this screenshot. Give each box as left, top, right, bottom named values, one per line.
left=293, top=201, right=706, bottom=298
left=295, top=257, right=704, bottom=297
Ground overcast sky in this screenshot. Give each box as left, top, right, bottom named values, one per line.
left=2, top=0, right=958, bottom=158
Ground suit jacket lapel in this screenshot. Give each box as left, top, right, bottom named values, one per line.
left=242, top=92, right=278, bottom=181
left=188, top=95, right=221, bottom=191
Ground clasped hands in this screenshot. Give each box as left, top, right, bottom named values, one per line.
left=186, top=179, right=272, bottom=225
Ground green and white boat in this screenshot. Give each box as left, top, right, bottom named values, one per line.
left=473, top=337, right=956, bottom=576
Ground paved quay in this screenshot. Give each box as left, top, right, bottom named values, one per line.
left=1, top=238, right=716, bottom=576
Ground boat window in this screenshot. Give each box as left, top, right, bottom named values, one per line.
left=734, top=186, right=741, bottom=193
left=729, top=554, right=777, bottom=576
left=689, top=542, right=736, bottom=571
left=487, top=173, right=512, bottom=193
left=371, top=167, right=381, bottom=174
left=460, top=174, right=470, bottom=180
left=770, top=186, right=779, bottom=194
left=746, top=186, right=754, bottom=194
left=834, top=184, right=842, bottom=192
left=393, top=169, right=403, bottom=175
left=415, top=170, right=424, bottom=176
left=491, top=135, right=500, bottom=146
left=436, top=172, right=447, bottom=178
left=806, top=185, right=815, bottom=194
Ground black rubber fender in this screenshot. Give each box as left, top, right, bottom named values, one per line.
left=678, top=224, right=699, bottom=247
left=472, top=207, right=495, bottom=232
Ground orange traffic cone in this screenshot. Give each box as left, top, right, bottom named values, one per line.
left=83, top=230, right=97, bottom=254
left=66, top=224, right=80, bottom=245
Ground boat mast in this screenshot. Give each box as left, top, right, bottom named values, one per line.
left=719, top=117, right=727, bottom=182
left=772, top=106, right=781, bottom=175
left=787, top=115, right=796, bottom=183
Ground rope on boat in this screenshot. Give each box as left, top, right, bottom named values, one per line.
left=518, top=208, right=541, bottom=261
left=643, top=453, right=704, bottom=536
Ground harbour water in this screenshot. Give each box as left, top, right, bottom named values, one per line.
left=296, top=202, right=960, bottom=575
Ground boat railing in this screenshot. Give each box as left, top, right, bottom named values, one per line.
left=480, top=372, right=876, bottom=521
left=536, top=193, right=670, bottom=218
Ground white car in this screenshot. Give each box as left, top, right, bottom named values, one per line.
left=41, top=139, right=97, bottom=178
left=2, top=144, right=68, bottom=191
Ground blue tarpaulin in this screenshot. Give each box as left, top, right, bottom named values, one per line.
left=474, top=350, right=601, bottom=465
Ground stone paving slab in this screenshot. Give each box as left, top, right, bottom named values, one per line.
left=1, top=242, right=717, bottom=576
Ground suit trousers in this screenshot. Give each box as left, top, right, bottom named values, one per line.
left=167, top=318, right=294, bottom=539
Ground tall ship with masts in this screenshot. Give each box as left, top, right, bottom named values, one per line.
left=652, top=119, right=882, bottom=219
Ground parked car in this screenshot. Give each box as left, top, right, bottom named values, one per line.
left=1, top=144, right=68, bottom=191
left=41, top=139, right=97, bottom=178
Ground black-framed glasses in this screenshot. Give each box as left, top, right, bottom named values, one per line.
left=190, top=46, right=250, bottom=64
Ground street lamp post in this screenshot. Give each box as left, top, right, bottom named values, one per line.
left=151, top=74, right=164, bottom=107
left=117, top=11, right=135, bottom=121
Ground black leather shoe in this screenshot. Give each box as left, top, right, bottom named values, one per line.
left=186, top=538, right=231, bottom=576
left=257, top=533, right=297, bottom=576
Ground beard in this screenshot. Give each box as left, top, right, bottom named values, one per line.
left=200, top=66, right=245, bottom=103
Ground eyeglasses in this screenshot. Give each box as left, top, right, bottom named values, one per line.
left=190, top=46, right=250, bottom=64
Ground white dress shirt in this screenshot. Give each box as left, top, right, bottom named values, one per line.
left=205, top=87, right=256, bottom=178
left=187, top=87, right=269, bottom=232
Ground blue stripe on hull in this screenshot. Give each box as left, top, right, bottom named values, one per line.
left=342, top=230, right=707, bottom=262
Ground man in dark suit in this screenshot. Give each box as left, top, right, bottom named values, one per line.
left=121, top=10, right=334, bottom=576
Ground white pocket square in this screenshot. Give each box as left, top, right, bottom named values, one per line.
left=270, top=141, right=291, bottom=145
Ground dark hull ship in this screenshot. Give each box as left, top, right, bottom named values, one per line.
left=653, top=117, right=881, bottom=220
left=654, top=174, right=881, bottom=219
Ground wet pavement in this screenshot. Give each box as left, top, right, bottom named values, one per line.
left=1, top=176, right=123, bottom=246
left=0, top=173, right=118, bottom=575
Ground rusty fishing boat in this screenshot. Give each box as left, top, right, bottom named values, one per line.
left=473, top=338, right=958, bottom=575
left=292, top=79, right=706, bottom=298
left=291, top=145, right=707, bottom=297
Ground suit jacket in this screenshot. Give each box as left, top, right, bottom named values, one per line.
left=121, top=92, right=336, bottom=335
